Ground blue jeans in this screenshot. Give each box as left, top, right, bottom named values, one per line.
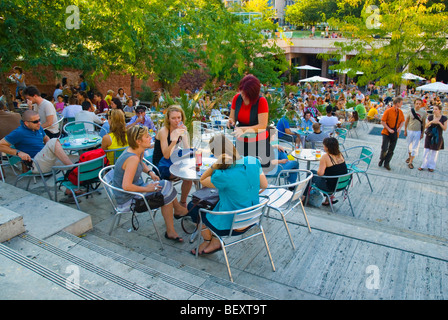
left=271, top=160, right=299, bottom=184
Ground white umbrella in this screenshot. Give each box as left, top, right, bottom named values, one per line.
left=416, top=82, right=448, bottom=92
left=295, top=65, right=321, bottom=78
left=299, top=75, right=334, bottom=83
left=402, top=73, right=425, bottom=81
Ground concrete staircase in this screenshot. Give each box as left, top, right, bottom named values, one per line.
left=0, top=182, right=279, bottom=300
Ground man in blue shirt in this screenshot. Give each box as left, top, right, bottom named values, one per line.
left=126, top=106, right=157, bottom=131
left=0, top=110, right=73, bottom=174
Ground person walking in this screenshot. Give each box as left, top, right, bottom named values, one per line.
left=418, top=104, right=447, bottom=172
left=378, top=97, right=405, bottom=170
left=404, top=98, right=426, bottom=169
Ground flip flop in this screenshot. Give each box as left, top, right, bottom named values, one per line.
left=405, top=158, right=410, bottom=163
left=418, top=167, right=424, bottom=171
left=408, top=163, right=414, bottom=169
left=164, top=232, right=184, bottom=243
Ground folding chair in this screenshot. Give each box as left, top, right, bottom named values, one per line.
left=260, top=169, right=313, bottom=249
left=98, top=166, right=164, bottom=249
left=306, top=171, right=355, bottom=216
left=195, top=196, right=275, bottom=282
left=52, top=154, right=106, bottom=210
left=345, top=146, right=374, bottom=192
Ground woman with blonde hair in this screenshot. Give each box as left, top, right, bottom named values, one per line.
left=188, top=134, right=268, bottom=255
left=102, top=109, right=129, bottom=165
left=112, top=125, right=188, bottom=242
left=152, top=105, right=192, bottom=206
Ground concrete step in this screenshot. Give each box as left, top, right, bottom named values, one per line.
left=0, top=182, right=92, bottom=240
left=1, top=231, right=278, bottom=300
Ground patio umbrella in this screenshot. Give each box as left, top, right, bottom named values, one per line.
left=402, top=73, right=425, bottom=81
left=416, top=82, right=448, bottom=92
left=295, top=65, right=321, bottom=78
left=299, top=75, right=334, bottom=83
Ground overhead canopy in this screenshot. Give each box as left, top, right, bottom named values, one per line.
left=299, top=76, right=334, bottom=83
left=402, top=73, right=425, bottom=81
left=416, top=82, right=448, bottom=92
left=295, top=64, right=321, bottom=70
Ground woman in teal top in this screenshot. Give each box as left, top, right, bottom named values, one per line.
left=189, top=134, right=268, bottom=255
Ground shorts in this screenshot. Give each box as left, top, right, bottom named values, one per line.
left=32, top=138, right=59, bottom=173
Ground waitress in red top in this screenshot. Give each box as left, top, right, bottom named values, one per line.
left=227, top=74, right=274, bottom=172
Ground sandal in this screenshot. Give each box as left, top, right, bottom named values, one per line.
left=405, top=157, right=410, bottom=164
left=164, top=232, right=184, bottom=243
left=190, top=238, right=211, bottom=256
left=428, top=169, right=434, bottom=172
left=408, top=163, right=414, bottom=169
left=418, top=167, right=424, bottom=171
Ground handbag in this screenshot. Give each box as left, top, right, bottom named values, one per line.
left=129, top=191, right=164, bottom=231
left=191, top=187, right=220, bottom=211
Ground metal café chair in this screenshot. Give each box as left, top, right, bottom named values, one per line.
left=306, top=171, right=355, bottom=216
left=345, top=146, right=374, bottom=192
left=195, top=196, right=275, bottom=282
left=52, top=154, right=107, bottom=210
left=98, top=165, right=164, bottom=249
left=260, top=169, right=313, bottom=249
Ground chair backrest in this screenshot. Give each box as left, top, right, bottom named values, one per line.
left=105, top=146, right=127, bottom=164
left=64, top=120, right=102, bottom=136
left=199, top=197, right=269, bottom=237
left=346, top=146, right=373, bottom=171
left=335, top=128, right=348, bottom=143
left=265, top=169, right=313, bottom=207
left=334, top=172, right=353, bottom=192
left=352, top=121, right=358, bottom=129
left=360, top=146, right=373, bottom=166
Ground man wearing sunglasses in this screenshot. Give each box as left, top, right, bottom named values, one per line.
left=0, top=110, right=73, bottom=174
left=126, top=106, right=157, bottom=131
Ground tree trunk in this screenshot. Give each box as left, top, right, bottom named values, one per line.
left=130, top=74, right=135, bottom=99
left=0, top=72, right=14, bottom=111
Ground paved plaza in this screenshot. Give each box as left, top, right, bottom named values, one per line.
left=0, top=111, right=447, bottom=300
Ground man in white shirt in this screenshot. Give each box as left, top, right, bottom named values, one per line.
left=62, top=96, right=82, bottom=119
left=355, top=90, right=365, bottom=103
left=319, top=105, right=339, bottom=127
left=23, top=85, right=59, bottom=138
left=75, top=101, right=103, bottom=131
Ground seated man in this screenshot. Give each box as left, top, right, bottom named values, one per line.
left=75, top=101, right=104, bottom=131
left=0, top=110, right=73, bottom=174
left=24, top=85, right=59, bottom=139
left=62, top=96, right=82, bottom=119
left=126, top=106, right=157, bottom=131
left=305, top=122, right=329, bottom=148
left=276, top=105, right=300, bottom=146
left=355, top=98, right=367, bottom=120
left=319, top=105, right=339, bottom=133
left=366, top=104, right=381, bottom=123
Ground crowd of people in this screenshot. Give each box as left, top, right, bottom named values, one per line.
left=1, top=68, right=447, bottom=254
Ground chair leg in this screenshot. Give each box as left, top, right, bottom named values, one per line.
left=109, top=213, right=122, bottom=235
left=221, top=244, right=234, bottom=282
left=280, top=212, right=295, bottom=249
left=148, top=209, right=164, bottom=250
left=260, top=225, right=275, bottom=272
left=346, top=192, right=355, bottom=216
left=327, top=195, right=336, bottom=214
left=365, top=174, right=373, bottom=192
left=299, top=201, right=312, bottom=233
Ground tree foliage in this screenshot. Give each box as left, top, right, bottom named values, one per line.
left=321, top=0, right=448, bottom=89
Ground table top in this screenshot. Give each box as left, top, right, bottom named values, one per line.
left=292, top=128, right=312, bottom=135
left=289, top=148, right=324, bottom=162
left=60, top=134, right=102, bottom=151
left=169, top=157, right=216, bottom=181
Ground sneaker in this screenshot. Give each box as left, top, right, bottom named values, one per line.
left=378, top=160, right=383, bottom=167
left=384, top=164, right=391, bottom=171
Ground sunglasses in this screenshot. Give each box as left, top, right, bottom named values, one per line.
left=134, top=125, right=145, bottom=141
left=27, top=119, right=41, bottom=124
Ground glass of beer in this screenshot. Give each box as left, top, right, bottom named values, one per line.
left=315, top=149, right=322, bottom=159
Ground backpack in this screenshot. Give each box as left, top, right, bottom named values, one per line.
left=66, top=148, right=109, bottom=185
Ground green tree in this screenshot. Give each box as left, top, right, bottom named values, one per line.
left=285, top=0, right=339, bottom=26
left=322, top=0, right=448, bottom=91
